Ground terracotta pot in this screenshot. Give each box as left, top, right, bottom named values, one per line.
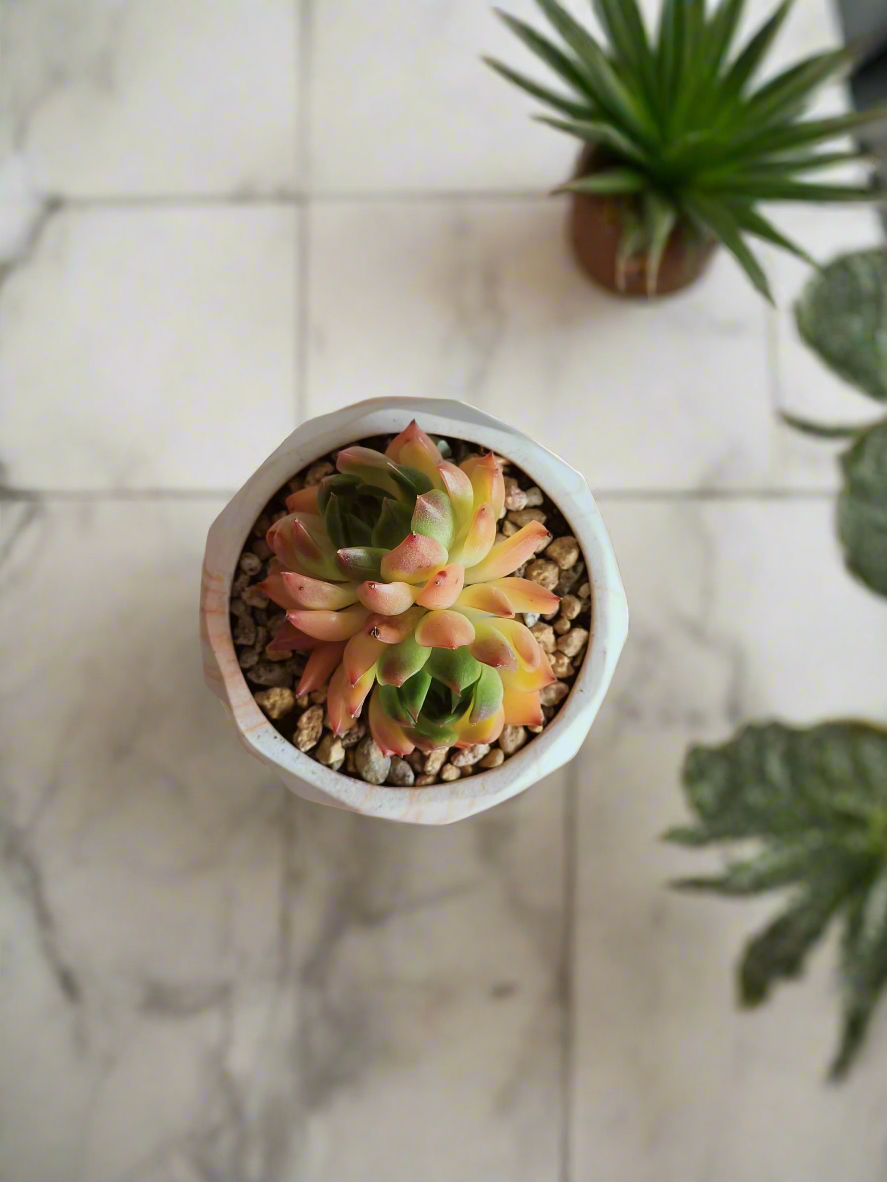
left=568, top=147, right=717, bottom=298
left=200, top=397, right=629, bottom=826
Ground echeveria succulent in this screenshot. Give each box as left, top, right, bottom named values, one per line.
left=257, top=422, right=563, bottom=756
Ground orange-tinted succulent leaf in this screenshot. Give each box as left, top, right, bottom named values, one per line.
left=343, top=630, right=386, bottom=685
left=380, top=533, right=449, bottom=584
left=437, top=460, right=474, bottom=526
left=461, top=452, right=505, bottom=519
left=336, top=446, right=404, bottom=498
left=286, top=604, right=369, bottom=642
left=415, top=564, right=465, bottom=609
left=464, top=521, right=551, bottom=583
left=344, top=667, right=375, bottom=717
left=386, top=421, right=443, bottom=485
left=271, top=571, right=356, bottom=610
left=326, top=667, right=352, bottom=736
left=455, top=583, right=515, bottom=617
left=455, top=705, right=505, bottom=748
left=267, top=515, right=340, bottom=581
left=470, top=623, right=519, bottom=672
left=355, top=579, right=417, bottom=615
left=492, top=576, right=560, bottom=615
left=489, top=618, right=542, bottom=669
left=369, top=685, right=416, bottom=756
left=502, top=686, right=544, bottom=727
left=266, top=618, right=320, bottom=653
left=499, top=652, right=557, bottom=693
left=411, top=490, right=456, bottom=547
left=297, top=641, right=347, bottom=695
left=285, top=485, right=320, bottom=513
left=365, top=605, right=425, bottom=644
left=414, top=609, right=476, bottom=649
left=452, top=503, right=496, bottom=567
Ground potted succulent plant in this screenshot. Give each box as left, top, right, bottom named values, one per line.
left=486, top=0, right=884, bottom=299
left=200, top=399, right=628, bottom=825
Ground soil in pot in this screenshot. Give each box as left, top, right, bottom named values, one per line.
left=569, top=147, right=717, bottom=298
left=229, top=431, right=592, bottom=789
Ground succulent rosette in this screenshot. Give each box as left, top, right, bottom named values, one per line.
left=257, top=421, right=561, bottom=757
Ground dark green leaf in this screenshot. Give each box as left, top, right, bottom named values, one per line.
left=795, top=249, right=887, bottom=403
left=317, top=473, right=361, bottom=515
left=683, top=193, right=773, bottom=302
left=833, top=869, right=887, bottom=1078
left=780, top=411, right=873, bottom=439
left=536, top=115, right=649, bottom=164
left=745, top=48, right=853, bottom=127
left=390, top=464, right=433, bottom=498
left=838, top=420, right=887, bottom=598
left=494, top=9, right=597, bottom=100
left=703, top=0, right=747, bottom=74
left=398, top=668, right=433, bottom=725
left=323, top=494, right=348, bottom=550
left=643, top=189, right=678, bottom=295
left=426, top=648, right=482, bottom=694
left=483, top=56, right=593, bottom=119
left=561, top=167, right=648, bottom=194
left=711, top=177, right=877, bottom=202
left=722, top=0, right=794, bottom=97
left=672, top=839, right=837, bottom=897
left=372, top=497, right=414, bottom=550
left=735, top=108, right=887, bottom=159
left=726, top=201, right=815, bottom=266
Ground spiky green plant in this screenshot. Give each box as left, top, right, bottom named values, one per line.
left=258, top=422, right=562, bottom=756
left=486, top=0, right=885, bottom=299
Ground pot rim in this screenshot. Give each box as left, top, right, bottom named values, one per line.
left=200, top=397, right=628, bottom=824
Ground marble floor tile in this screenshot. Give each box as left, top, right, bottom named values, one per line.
left=0, top=0, right=299, bottom=198
left=571, top=499, right=887, bottom=1182
left=0, top=499, right=567, bottom=1182
left=307, top=200, right=773, bottom=491
left=309, top=0, right=574, bottom=193
left=1, top=206, right=298, bottom=491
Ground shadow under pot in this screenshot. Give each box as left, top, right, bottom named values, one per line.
left=568, top=146, right=718, bottom=298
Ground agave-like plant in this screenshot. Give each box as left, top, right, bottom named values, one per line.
left=257, top=422, right=561, bottom=756
left=486, top=0, right=885, bottom=299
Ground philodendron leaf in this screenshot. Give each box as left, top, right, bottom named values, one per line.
left=668, top=721, right=887, bottom=1078
left=837, top=420, right=887, bottom=599
left=795, top=249, right=887, bottom=403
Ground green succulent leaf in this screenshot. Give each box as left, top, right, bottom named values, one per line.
left=795, top=249, right=887, bottom=404
left=562, top=167, right=648, bottom=195
left=398, top=668, right=433, bottom=725
left=376, top=633, right=432, bottom=688
left=426, top=647, right=483, bottom=694
left=668, top=721, right=887, bottom=1077
left=390, top=464, right=434, bottom=498
left=411, top=489, right=457, bottom=548
left=469, top=663, right=505, bottom=724
left=837, top=421, right=887, bottom=599
left=372, top=497, right=414, bottom=550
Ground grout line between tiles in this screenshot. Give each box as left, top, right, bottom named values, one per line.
left=37, top=189, right=549, bottom=210
left=559, top=759, right=579, bottom=1182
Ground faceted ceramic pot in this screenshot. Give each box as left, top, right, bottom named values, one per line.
left=200, top=398, right=628, bottom=825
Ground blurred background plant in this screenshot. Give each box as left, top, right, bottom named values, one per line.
left=672, top=245, right=887, bottom=1079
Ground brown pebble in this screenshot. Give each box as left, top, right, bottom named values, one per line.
left=415, top=773, right=437, bottom=786
left=238, top=647, right=260, bottom=670
left=527, top=724, right=544, bottom=734
left=553, top=617, right=571, bottom=635
left=557, top=627, right=589, bottom=658
left=247, top=661, right=292, bottom=688
left=239, top=552, right=263, bottom=577
left=524, top=486, right=543, bottom=507
left=578, top=582, right=591, bottom=599
left=424, top=748, right=450, bottom=775
left=546, top=536, right=579, bottom=570
left=233, top=613, right=257, bottom=647
left=253, top=514, right=271, bottom=538
left=231, top=572, right=251, bottom=595
left=355, top=736, right=391, bottom=784
left=406, top=750, right=425, bottom=773
left=507, top=508, right=547, bottom=527
left=479, top=748, right=505, bottom=769
left=451, top=743, right=490, bottom=768
left=440, top=764, right=461, bottom=782
left=295, top=693, right=310, bottom=709
left=501, top=519, right=519, bottom=538
left=540, top=681, right=570, bottom=707
left=530, top=622, right=557, bottom=653
left=525, top=559, right=559, bottom=591
left=304, top=461, right=334, bottom=486
left=310, top=687, right=328, bottom=705
left=284, top=655, right=307, bottom=678
left=556, top=564, right=584, bottom=596
left=340, top=722, right=366, bottom=749
left=264, top=647, right=291, bottom=662
left=499, top=725, right=527, bottom=755
left=387, top=757, right=416, bottom=787
left=294, top=704, right=325, bottom=752
left=503, top=477, right=527, bottom=512
left=288, top=475, right=305, bottom=493
left=315, top=734, right=345, bottom=767
left=250, top=539, right=273, bottom=562
left=345, top=750, right=357, bottom=775
left=550, top=652, right=574, bottom=678
left=560, top=594, right=582, bottom=621
left=271, top=509, right=287, bottom=523
left=254, top=687, right=296, bottom=720
left=241, top=584, right=270, bottom=610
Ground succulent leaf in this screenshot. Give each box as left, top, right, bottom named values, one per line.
left=414, top=608, right=476, bottom=649
left=376, top=633, right=432, bottom=687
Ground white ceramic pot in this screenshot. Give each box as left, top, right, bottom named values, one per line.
left=200, top=397, right=628, bottom=825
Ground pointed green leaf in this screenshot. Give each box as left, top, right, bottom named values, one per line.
left=494, top=10, right=598, bottom=100
left=426, top=648, right=482, bottom=694
left=683, top=194, right=773, bottom=302
left=780, top=411, right=872, bottom=440
left=838, top=421, right=887, bottom=599
left=398, top=668, right=433, bottom=725
left=376, top=633, right=432, bottom=688
left=745, top=48, right=853, bottom=126
left=833, top=869, right=887, bottom=1078
left=723, top=0, right=794, bottom=97
left=372, top=497, right=414, bottom=550
left=536, top=116, right=649, bottom=165
left=469, top=664, right=505, bottom=724
left=726, top=201, right=815, bottom=266
left=483, top=56, right=593, bottom=119
left=643, top=190, right=678, bottom=295
left=561, top=167, right=648, bottom=195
